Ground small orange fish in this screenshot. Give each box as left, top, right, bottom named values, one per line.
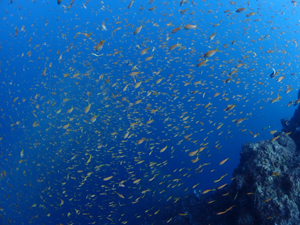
left=101, top=21, right=107, bottom=31
left=264, top=198, right=272, bottom=203
left=140, top=47, right=150, bottom=55
left=183, top=24, right=198, bottom=30
left=216, top=211, right=226, bottom=215
left=134, top=25, right=143, bottom=35
left=90, top=114, right=99, bottom=123
left=271, top=172, right=280, bottom=177
left=188, top=150, right=198, bottom=157
left=216, top=123, right=223, bottom=130
left=32, top=122, right=39, bottom=127
left=192, top=183, right=200, bottom=189
left=204, top=46, right=222, bottom=58
left=236, top=7, right=246, bottom=13
left=285, top=88, right=293, bottom=94
left=135, top=99, right=142, bottom=104
left=137, top=138, right=146, bottom=144
left=133, top=179, right=141, bottom=184
left=229, top=69, right=238, bottom=76
left=199, top=146, right=207, bottom=152
left=214, top=173, right=228, bottom=183
left=276, top=75, right=285, bottom=82
left=103, top=176, right=113, bottom=181
left=86, top=154, right=92, bottom=165
left=63, top=123, right=70, bottom=129
left=286, top=101, right=293, bottom=107
left=116, top=192, right=124, bottom=199
left=271, top=135, right=279, bottom=142
left=95, top=36, right=106, bottom=52
left=295, top=98, right=300, bottom=105
left=15, top=28, right=18, bottom=37
left=197, top=59, right=209, bottom=67
left=219, top=158, right=229, bottom=165
left=209, top=32, right=216, bottom=41
left=85, top=103, right=93, bottom=113
left=134, top=81, right=142, bottom=88
left=236, top=63, right=245, bottom=68
left=129, top=71, right=142, bottom=77
left=159, top=146, right=168, bottom=153
left=217, top=205, right=235, bottom=215
left=156, top=78, right=163, bottom=84
left=20, top=150, right=24, bottom=158
left=146, top=119, right=154, bottom=125
left=224, top=104, right=236, bottom=111
left=148, top=6, right=157, bottom=11
left=246, top=12, right=256, bottom=17
left=235, top=117, right=247, bottom=125
left=225, top=205, right=235, bottom=212
left=169, top=42, right=181, bottom=51
left=213, top=20, right=223, bottom=27
left=145, top=55, right=153, bottom=61
left=204, top=102, right=211, bottom=108
left=202, top=189, right=216, bottom=194
left=217, top=183, right=227, bottom=189
left=270, top=94, right=282, bottom=103
left=253, top=133, right=260, bottom=138
left=171, top=26, right=181, bottom=34
left=67, top=106, right=74, bottom=114
left=225, top=77, right=233, bottom=83
left=128, top=0, right=134, bottom=9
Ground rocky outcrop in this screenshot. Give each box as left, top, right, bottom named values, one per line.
left=231, top=133, right=300, bottom=225
left=162, top=134, right=300, bottom=225
left=281, top=90, right=300, bottom=148
left=157, top=100, right=300, bottom=224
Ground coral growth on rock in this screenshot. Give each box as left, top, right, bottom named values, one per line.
left=162, top=102, right=300, bottom=224
left=231, top=133, right=300, bottom=225
left=281, top=90, right=300, bottom=148
left=164, top=133, right=300, bottom=225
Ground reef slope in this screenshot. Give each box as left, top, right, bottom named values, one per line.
left=166, top=133, right=300, bottom=225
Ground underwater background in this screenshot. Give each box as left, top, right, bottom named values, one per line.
left=0, top=0, right=300, bottom=224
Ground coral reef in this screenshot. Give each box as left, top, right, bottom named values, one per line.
left=162, top=111, right=300, bottom=224
left=231, top=133, right=300, bottom=225
left=281, top=90, right=300, bottom=148
left=165, top=133, right=300, bottom=225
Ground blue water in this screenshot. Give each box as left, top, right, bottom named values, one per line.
left=0, top=0, right=299, bottom=224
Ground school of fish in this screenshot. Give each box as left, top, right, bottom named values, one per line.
left=0, top=0, right=299, bottom=224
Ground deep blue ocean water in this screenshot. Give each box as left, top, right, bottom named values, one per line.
left=0, top=0, right=299, bottom=224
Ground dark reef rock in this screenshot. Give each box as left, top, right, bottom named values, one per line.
left=163, top=133, right=300, bottom=225
left=158, top=100, right=300, bottom=225
left=231, top=133, right=300, bottom=225
left=281, top=90, right=300, bottom=148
